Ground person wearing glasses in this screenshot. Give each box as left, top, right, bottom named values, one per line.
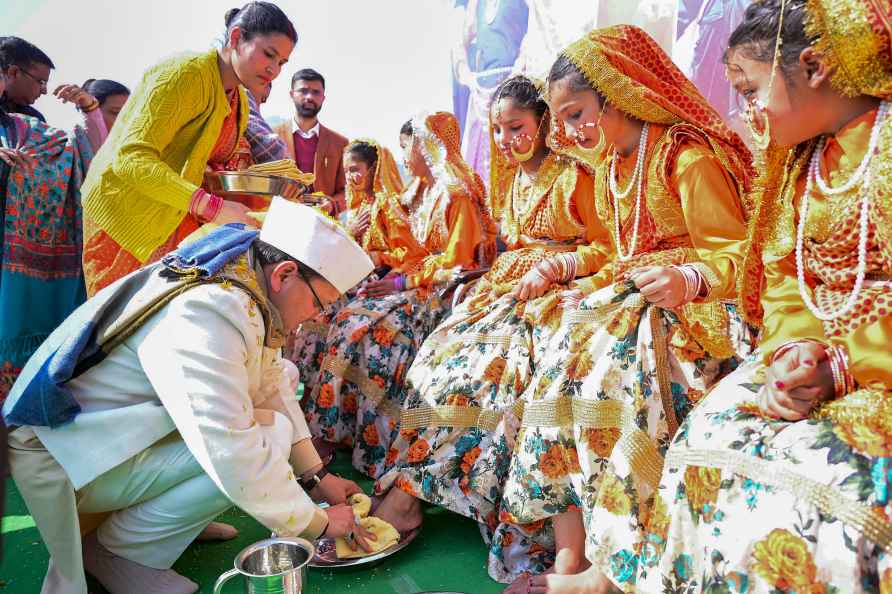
left=0, top=36, right=53, bottom=123
left=3, top=199, right=377, bottom=594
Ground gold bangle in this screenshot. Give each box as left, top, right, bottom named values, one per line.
left=81, top=98, right=100, bottom=113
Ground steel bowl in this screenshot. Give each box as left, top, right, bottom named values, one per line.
left=204, top=171, right=309, bottom=202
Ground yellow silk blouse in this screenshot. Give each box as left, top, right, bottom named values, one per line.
left=404, top=185, right=485, bottom=289
left=349, top=190, right=428, bottom=272
left=574, top=123, right=748, bottom=300
left=478, top=155, right=604, bottom=292
left=758, top=108, right=892, bottom=390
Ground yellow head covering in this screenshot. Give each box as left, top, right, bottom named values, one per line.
left=411, top=110, right=496, bottom=233
left=558, top=25, right=754, bottom=192
left=344, top=139, right=404, bottom=211
left=805, top=0, right=892, bottom=98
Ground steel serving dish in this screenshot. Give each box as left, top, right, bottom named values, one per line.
left=203, top=171, right=311, bottom=202
left=308, top=525, right=421, bottom=570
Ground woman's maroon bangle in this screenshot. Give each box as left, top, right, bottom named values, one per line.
left=189, top=188, right=224, bottom=222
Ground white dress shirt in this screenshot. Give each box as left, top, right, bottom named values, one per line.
left=294, top=119, right=321, bottom=139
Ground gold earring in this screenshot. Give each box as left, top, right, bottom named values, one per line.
left=745, top=0, right=786, bottom=150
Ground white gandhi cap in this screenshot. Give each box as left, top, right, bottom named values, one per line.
left=259, top=197, right=373, bottom=294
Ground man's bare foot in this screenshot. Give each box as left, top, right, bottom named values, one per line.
left=371, top=488, right=423, bottom=533
left=196, top=521, right=238, bottom=542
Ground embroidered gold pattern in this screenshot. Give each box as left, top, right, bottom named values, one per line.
left=649, top=307, right=678, bottom=437
left=400, top=401, right=525, bottom=432
left=666, top=448, right=892, bottom=552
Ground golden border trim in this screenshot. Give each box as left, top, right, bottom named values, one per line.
left=649, top=307, right=678, bottom=436
left=400, top=401, right=524, bottom=431
left=521, top=398, right=663, bottom=489
left=321, top=355, right=385, bottom=403
left=666, top=448, right=892, bottom=552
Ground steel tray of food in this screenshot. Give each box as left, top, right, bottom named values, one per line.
left=203, top=171, right=308, bottom=202
left=309, top=525, right=421, bottom=570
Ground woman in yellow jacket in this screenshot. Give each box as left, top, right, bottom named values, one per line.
left=80, top=2, right=297, bottom=296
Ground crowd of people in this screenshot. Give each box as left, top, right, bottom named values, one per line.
left=2, top=0, right=891, bottom=593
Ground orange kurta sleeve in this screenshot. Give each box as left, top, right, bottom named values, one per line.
left=375, top=194, right=429, bottom=272
left=407, top=193, right=483, bottom=288
left=758, top=255, right=828, bottom=363
left=567, top=170, right=616, bottom=294
left=673, top=143, right=748, bottom=302
left=569, top=170, right=614, bottom=280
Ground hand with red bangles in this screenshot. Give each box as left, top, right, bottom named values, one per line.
left=511, top=262, right=556, bottom=302
left=760, top=341, right=834, bottom=421
left=53, top=83, right=98, bottom=111
left=510, top=254, right=576, bottom=302
left=212, top=200, right=258, bottom=227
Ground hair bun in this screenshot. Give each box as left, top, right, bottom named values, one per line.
left=224, top=7, right=241, bottom=27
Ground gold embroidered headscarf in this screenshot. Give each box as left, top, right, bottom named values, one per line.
left=805, top=0, right=892, bottom=99
left=344, top=139, right=404, bottom=211
left=559, top=24, right=755, bottom=194
left=411, top=110, right=496, bottom=233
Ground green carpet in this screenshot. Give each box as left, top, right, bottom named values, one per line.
left=0, top=457, right=504, bottom=593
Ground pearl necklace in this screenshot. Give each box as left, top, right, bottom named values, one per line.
left=814, top=101, right=890, bottom=195
left=796, top=101, right=889, bottom=321
left=609, top=123, right=650, bottom=261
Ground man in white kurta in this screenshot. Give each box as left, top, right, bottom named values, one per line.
left=5, top=200, right=375, bottom=594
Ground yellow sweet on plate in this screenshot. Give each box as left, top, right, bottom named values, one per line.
left=348, top=493, right=372, bottom=518
left=334, top=517, right=400, bottom=560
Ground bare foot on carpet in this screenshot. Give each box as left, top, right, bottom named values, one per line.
left=371, top=488, right=423, bottom=533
